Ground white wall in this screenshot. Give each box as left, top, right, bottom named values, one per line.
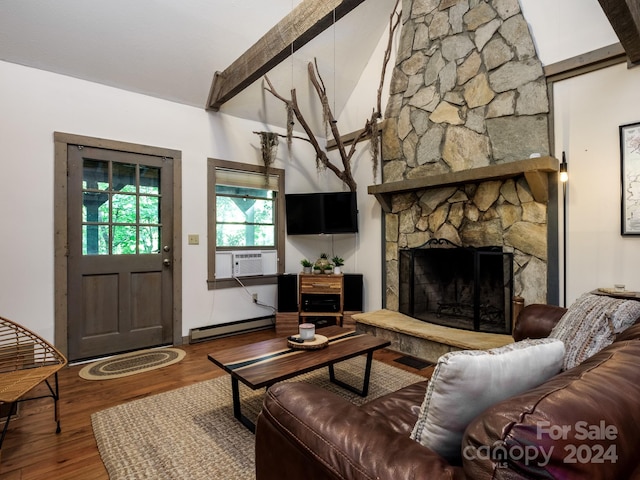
left=0, top=56, right=385, bottom=343
left=553, top=63, right=640, bottom=305
left=1, top=0, right=635, bottom=342
left=518, top=0, right=640, bottom=306
left=520, top=0, right=618, bottom=66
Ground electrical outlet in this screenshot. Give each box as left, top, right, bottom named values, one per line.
left=188, top=234, right=199, bottom=245
left=252, top=293, right=258, bottom=303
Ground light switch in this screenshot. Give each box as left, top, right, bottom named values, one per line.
left=188, top=234, right=199, bottom=245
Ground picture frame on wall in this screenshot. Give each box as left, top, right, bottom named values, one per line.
left=620, top=121, right=640, bottom=235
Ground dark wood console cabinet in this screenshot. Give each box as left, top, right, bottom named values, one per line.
left=275, top=273, right=362, bottom=336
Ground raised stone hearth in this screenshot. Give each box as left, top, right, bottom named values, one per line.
left=353, top=309, right=513, bottom=363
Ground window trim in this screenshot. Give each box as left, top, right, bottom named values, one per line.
left=207, top=158, right=285, bottom=289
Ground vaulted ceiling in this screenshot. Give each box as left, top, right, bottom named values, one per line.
left=0, top=0, right=638, bottom=137
left=0, top=0, right=393, bottom=135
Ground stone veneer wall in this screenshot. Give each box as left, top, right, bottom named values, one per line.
left=381, top=0, right=551, bottom=310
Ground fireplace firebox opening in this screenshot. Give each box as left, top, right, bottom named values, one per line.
left=399, top=239, right=513, bottom=334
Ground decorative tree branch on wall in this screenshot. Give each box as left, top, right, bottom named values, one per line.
left=263, top=0, right=401, bottom=192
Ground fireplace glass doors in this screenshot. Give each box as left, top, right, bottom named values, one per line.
left=399, top=242, right=513, bottom=334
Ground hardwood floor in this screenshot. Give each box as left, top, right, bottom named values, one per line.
left=0, top=328, right=433, bottom=479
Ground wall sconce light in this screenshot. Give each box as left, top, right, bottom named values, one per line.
left=559, top=152, right=568, bottom=183
left=559, top=164, right=568, bottom=182
left=560, top=151, right=568, bottom=307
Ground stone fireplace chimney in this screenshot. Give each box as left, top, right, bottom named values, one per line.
left=372, top=0, right=557, bottom=313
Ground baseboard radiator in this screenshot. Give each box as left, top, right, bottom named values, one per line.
left=189, top=316, right=275, bottom=343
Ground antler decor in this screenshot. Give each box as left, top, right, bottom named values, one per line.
left=263, top=0, right=401, bottom=192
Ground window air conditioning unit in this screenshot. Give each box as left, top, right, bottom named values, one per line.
left=232, top=251, right=263, bottom=277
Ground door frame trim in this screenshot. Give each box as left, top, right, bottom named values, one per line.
left=53, top=132, right=183, bottom=357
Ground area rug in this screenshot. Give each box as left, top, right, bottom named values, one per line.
left=79, top=348, right=186, bottom=380
left=91, top=358, right=425, bottom=480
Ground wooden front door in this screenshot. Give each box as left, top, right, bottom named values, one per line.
left=66, top=145, right=174, bottom=361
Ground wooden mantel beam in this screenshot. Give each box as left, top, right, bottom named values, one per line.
left=597, top=0, right=640, bottom=66
left=206, top=0, right=366, bottom=111
left=368, top=157, right=559, bottom=213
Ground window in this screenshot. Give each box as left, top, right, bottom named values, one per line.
left=215, top=186, right=274, bottom=248
left=207, top=159, right=285, bottom=288
left=82, top=159, right=161, bottom=255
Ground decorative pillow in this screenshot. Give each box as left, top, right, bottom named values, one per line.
left=549, top=292, right=640, bottom=370
left=410, top=338, right=564, bottom=462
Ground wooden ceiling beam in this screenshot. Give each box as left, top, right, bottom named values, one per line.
left=206, top=0, right=366, bottom=111
left=597, top=0, right=640, bottom=66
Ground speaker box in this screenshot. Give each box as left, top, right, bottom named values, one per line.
left=277, top=274, right=298, bottom=312
left=343, top=274, right=363, bottom=311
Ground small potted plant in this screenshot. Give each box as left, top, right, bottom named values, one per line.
left=300, top=259, right=313, bottom=274
left=314, top=253, right=330, bottom=274
left=315, top=253, right=330, bottom=268
left=332, top=256, right=344, bottom=274
left=318, top=263, right=333, bottom=274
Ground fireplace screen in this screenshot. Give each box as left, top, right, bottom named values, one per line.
left=399, top=241, right=513, bottom=334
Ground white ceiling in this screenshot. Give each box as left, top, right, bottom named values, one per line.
left=0, top=0, right=394, bottom=135
left=0, top=0, right=621, bottom=136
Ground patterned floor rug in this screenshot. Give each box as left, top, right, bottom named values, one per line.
left=79, top=348, right=186, bottom=380
left=91, top=357, right=425, bottom=480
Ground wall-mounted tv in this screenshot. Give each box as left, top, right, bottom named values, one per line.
left=285, top=192, right=358, bottom=235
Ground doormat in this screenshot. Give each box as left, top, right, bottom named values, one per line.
left=393, top=355, right=433, bottom=370
left=79, top=348, right=185, bottom=380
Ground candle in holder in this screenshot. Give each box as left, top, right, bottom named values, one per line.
left=298, top=323, right=315, bottom=341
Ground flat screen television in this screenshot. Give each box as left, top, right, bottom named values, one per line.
left=285, top=192, right=358, bottom=235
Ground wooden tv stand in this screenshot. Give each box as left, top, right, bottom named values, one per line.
left=275, top=273, right=361, bottom=336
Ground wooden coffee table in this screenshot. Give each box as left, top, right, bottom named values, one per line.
left=208, top=326, right=390, bottom=433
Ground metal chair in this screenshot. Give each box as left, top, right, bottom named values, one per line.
left=0, top=316, right=67, bottom=449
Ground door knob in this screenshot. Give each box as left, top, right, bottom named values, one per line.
left=163, top=258, right=171, bottom=267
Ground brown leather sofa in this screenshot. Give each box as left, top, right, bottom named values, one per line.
left=255, top=304, right=640, bottom=479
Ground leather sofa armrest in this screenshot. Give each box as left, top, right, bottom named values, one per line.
left=512, top=304, right=567, bottom=342
left=463, top=340, right=640, bottom=479
left=256, top=382, right=465, bottom=480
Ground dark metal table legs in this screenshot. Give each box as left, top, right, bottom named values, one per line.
left=231, top=352, right=376, bottom=433
left=328, top=351, right=374, bottom=397
left=231, top=376, right=256, bottom=434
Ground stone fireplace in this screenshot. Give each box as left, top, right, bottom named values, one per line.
left=369, top=0, right=558, bottom=321
left=399, top=239, right=513, bottom=334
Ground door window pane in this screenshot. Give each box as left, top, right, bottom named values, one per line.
left=113, top=163, right=136, bottom=192
left=139, top=195, right=159, bottom=224
left=112, top=226, right=137, bottom=254
left=112, top=194, right=137, bottom=223
left=82, top=192, right=109, bottom=223
left=140, top=166, right=160, bottom=194
left=83, top=225, right=109, bottom=255
left=82, top=161, right=162, bottom=256
left=83, top=159, right=109, bottom=190
left=139, top=226, right=160, bottom=253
